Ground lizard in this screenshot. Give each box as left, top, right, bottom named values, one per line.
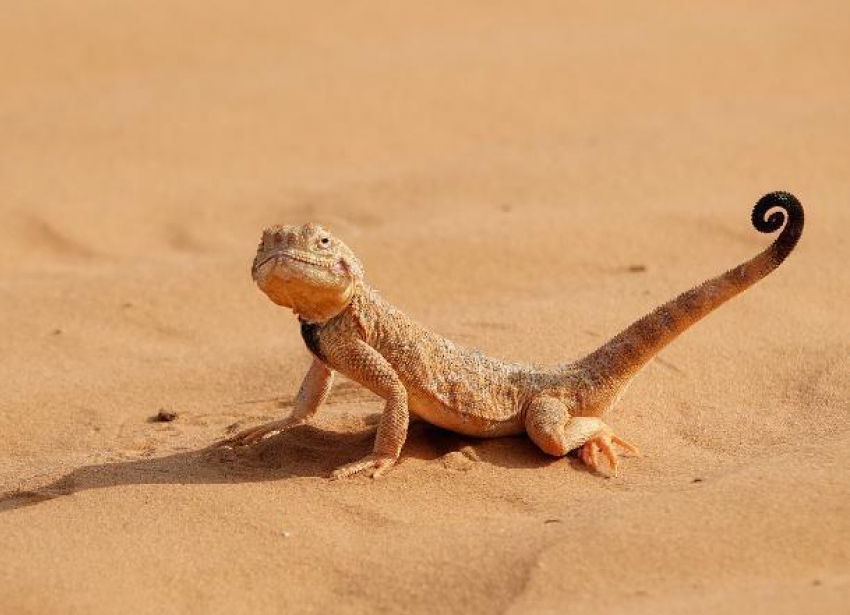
left=219, top=191, right=804, bottom=479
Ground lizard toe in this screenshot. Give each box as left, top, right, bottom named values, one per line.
left=332, top=455, right=397, bottom=480
left=218, top=418, right=303, bottom=448
left=578, top=424, right=638, bottom=477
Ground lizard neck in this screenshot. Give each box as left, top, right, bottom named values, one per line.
left=292, top=279, right=357, bottom=324
left=335, top=282, right=382, bottom=338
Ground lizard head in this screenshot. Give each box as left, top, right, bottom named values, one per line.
left=251, top=223, right=364, bottom=322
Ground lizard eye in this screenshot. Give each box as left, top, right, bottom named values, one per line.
left=318, top=236, right=331, bottom=248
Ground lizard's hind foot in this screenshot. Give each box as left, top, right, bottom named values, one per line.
left=525, top=399, right=639, bottom=477
left=578, top=427, right=639, bottom=477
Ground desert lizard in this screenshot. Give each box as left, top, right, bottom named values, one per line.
left=220, top=191, right=803, bottom=478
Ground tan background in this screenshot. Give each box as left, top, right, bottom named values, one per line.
left=1, top=2, right=849, bottom=613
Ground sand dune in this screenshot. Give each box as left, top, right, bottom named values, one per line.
left=1, top=2, right=848, bottom=613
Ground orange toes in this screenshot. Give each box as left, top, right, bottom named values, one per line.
left=577, top=427, right=638, bottom=477
left=612, top=434, right=640, bottom=456
left=580, top=441, right=601, bottom=472
left=597, top=438, right=619, bottom=476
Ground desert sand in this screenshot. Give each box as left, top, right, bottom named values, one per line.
left=1, top=2, right=849, bottom=614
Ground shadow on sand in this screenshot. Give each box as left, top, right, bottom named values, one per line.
left=1, top=421, right=559, bottom=513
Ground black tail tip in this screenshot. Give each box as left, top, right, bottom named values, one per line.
left=751, top=191, right=802, bottom=234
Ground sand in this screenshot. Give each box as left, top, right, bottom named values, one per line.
left=1, top=2, right=849, bottom=613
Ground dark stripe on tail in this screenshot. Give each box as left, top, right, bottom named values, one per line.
left=576, top=191, right=804, bottom=383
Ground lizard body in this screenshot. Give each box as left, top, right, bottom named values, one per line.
left=222, top=192, right=803, bottom=478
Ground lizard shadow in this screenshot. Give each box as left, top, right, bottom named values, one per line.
left=0, top=419, right=559, bottom=514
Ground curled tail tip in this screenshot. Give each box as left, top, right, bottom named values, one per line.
left=751, top=190, right=804, bottom=234
left=751, top=190, right=804, bottom=262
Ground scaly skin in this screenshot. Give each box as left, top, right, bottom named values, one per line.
left=219, top=192, right=804, bottom=478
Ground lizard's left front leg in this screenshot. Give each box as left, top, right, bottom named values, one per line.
left=331, top=340, right=409, bottom=479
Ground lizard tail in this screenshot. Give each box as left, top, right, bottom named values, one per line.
left=575, top=191, right=804, bottom=385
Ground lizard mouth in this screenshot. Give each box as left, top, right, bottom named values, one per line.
left=253, top=249, right=335, bottom=275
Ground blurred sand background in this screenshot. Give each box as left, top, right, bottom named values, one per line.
left=1, top=1, right=849, bottom=613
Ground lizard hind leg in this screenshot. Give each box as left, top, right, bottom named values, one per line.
left=525, top=396, right=639, bottom=477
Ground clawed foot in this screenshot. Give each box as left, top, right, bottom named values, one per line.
left=215, top=418, right=303, bottom=448
left=578, top=427, right=639, bottom=477
left=331, top=455, right=397, bottom=480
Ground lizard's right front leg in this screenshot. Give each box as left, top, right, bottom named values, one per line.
left=219, top=358, right=333, bottom=446
left=330, top=340, right=409, bottom=479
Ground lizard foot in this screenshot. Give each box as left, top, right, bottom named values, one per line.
left=331, top=455, right=397, bottom=480
left=216, top=418, right=304, bottom=448
left=578, top=427, right=639, bottom=477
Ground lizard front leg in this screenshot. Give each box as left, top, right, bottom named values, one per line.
left=220, top=358, right=333, bottom=446
left=330, top=340, right=409, bottom=479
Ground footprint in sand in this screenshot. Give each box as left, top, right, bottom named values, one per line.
left=19, top=214, right=97, bottom=260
